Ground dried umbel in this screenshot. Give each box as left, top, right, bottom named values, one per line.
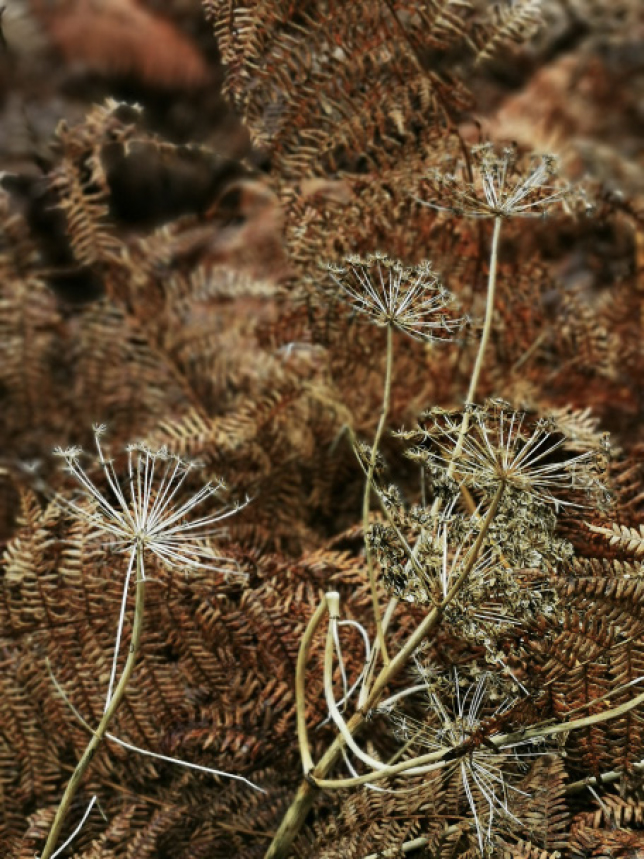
left=42, top=427, right=256, bottom=859
left=387, top=670, right=545, bottom=853
left=418, top=142, right=583, bottom=219
left=54, top=425, right=248, bottom=704
left=370, top=503, right=560, bottom=649
left=401, top=403, right=608, bottom=509
left=487, top=487, right=575, bottom=569
left=55, top=425, right=245, bottom=580
left=322, top=252, right=464, bottom=342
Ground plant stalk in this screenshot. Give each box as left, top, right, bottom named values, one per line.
left=295, top=596, right=329, bottom=774
left=41, top=550, right=146, bottom=859
left=264, top=483, right=503, bottom=858
left=446, top=215, right=503, bottom=487
left=363, top=323, right=394, bottom=668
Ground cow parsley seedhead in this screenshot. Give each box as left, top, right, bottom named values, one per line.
left=420, top=142, right=585, bottom=220
left=371, top=503, right=560, bottom=652
left=389, top=670, right=543, bottom=854
left=54, top=425, right=247, bottom=580
left=405, top=403, right=608, bottom=510
left=323, top=252, right=465, bottom=342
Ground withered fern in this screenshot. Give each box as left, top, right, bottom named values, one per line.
left=2, top=1, right=644, bottom=857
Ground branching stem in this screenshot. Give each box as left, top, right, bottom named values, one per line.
left=264, top=483, right=504, bottom=858
left=266, top=220, right=506, bottom=858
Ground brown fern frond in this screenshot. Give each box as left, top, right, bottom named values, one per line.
left=148, top=373, right=357, bottom=550
left=204, top=0, right=480, bottom=179
left=587, top=521, right=644, bottom=558
left=475, top=0, right=543, bottom=65
left=0, top=488, right=384, bottom=854
left=0, top=274, right=62, bottom=442
left=299, top=772, right=443, bottom=859
left=48, top=156, right=122, bottom=269
left=570, top=796, right=644, bottom=859
left=496, top=837, right=564, bottom=859
left=513, top=755, right=570, bottom=851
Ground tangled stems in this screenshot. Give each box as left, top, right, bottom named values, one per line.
left=266, top=223, right=505, bottom=858
left=265, top=484, right=504, bottom=859
left=40, top=551, right=146, bottom=859
left=356, top=225, right=498, bottom=683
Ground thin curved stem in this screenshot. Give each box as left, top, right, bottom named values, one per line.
left=358, top=597, right=398, bottom=710
left=363, top=324, right=394, bottom=669
left=464, top=216, right=502, bottom=416
left=319, top=653, right=644, bottom=791
left=266, top=221, right=504, bottom=858
left=295, top=596, right=330, bottom=774
left=430, top=214, right=503, bottom=519
left=40, top=550, right=146, bottom=859
left=264, top=483, right=504, bottom=858
left=47, top=660, right=264, bottom=793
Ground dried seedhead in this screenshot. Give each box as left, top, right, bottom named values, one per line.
left=400, top=402, right=609, bottom=510
left=54, top=424, right=248, bottom=582
left=386, top=670, right=547, bottom=853
left=322, top=252, right=465, bottom=342
left=418, top=142, right=587, bottom=219
left=370, top=500, right=561, bottom=651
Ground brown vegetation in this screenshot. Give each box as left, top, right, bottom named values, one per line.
left=2, top=1, right=644, bottom=857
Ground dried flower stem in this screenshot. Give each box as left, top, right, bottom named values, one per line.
left=295, top=596, right=329, bottom=774
left=442, top=215, right=503, bottom=493
left=268, top=214, right=507, bottom=857
left=566, top=764, right=644, bottom=795
left=309, top=661, right=644, bottom=792
left=41, top=551, right=146, bottom=859
left=265, top=484, right=504, bottom=858
left=357, top=596, right=399, bottom=710
left=363, top=324, right=394, bottom=669
left=494, top=685, right=644, bottom=749
left=464, top=218, right=502, bottom=424
left=47, top=660, right=265, bottom=793
left=362, top=832, right=450, bottom=859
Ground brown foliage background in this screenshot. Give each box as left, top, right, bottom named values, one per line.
left=2, top=1, right=644, bottom=857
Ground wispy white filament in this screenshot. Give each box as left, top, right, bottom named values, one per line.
left=48, top=795, right=97, bottom=859
left=55, top=427, right=249, bottom=708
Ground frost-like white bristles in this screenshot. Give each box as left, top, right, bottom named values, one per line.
left=323, top=254, right=465, bottom=343
left=55, top=428, right=250, bottom=709
left=55, top=431, right=248, bottom=583
left=387, top=669, right=544, bottom=853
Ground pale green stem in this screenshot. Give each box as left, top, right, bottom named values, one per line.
left=463, top=217, right=502, bottom=424
left=264, top=483, right=504, bottom=858
left=363, top=323, right=394, bottom=668
left=317, top=637, right=644, bottom=791
left=357, top=596, right=398, bottom=710
left=362, top=830, right=460, bottom=859
left=40, top=550, right=146, bottom=859
left=295, top=596, right=329, bottom=774
left=493, top=683, right=644, bottom=749
left=431, top=214, right=503, bottom=518
left=266, top=220, right=504, bottom=858
left=566, top=765, right=641, bottom=795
